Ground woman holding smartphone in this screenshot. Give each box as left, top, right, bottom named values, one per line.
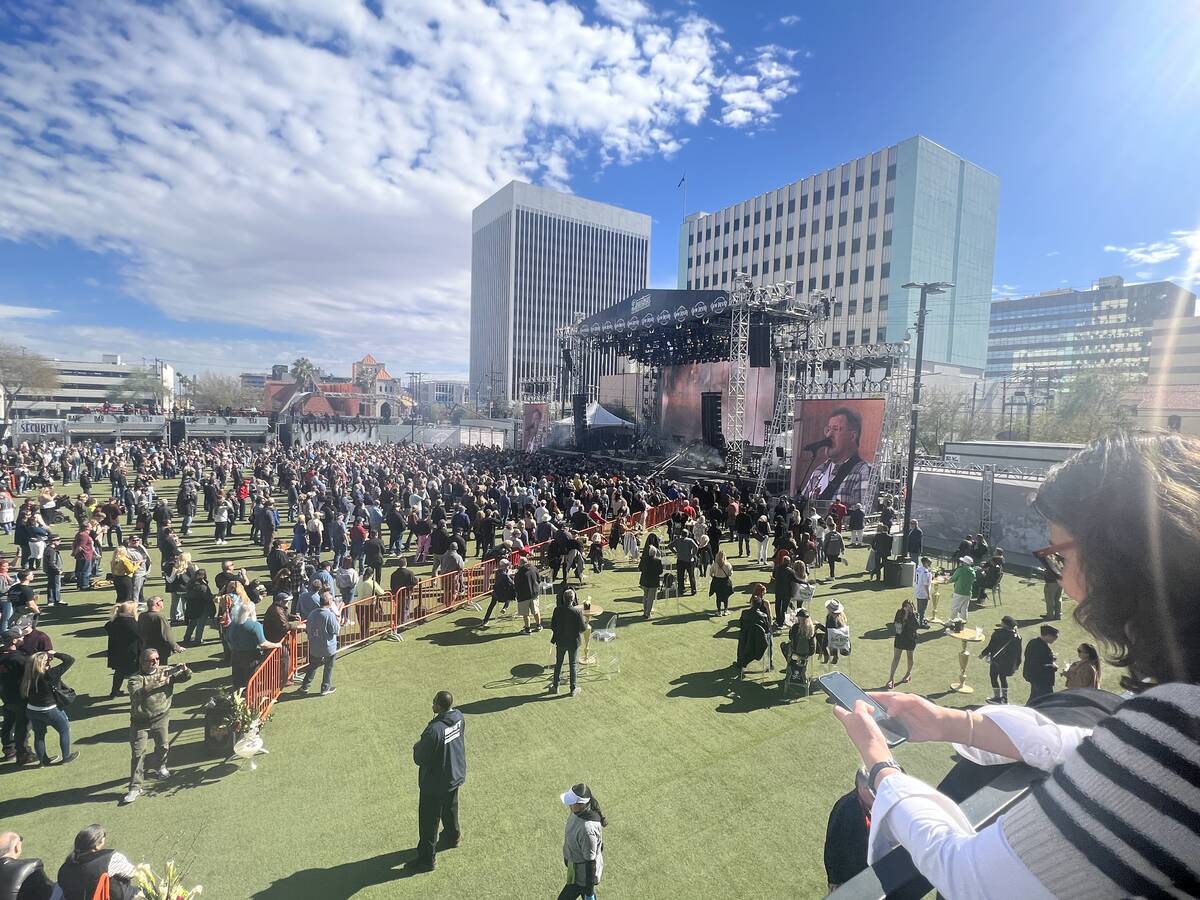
left=833, top=434, right=1200, bottom=899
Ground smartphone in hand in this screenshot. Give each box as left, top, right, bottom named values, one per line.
left=816, top=671, right=909, bottom=748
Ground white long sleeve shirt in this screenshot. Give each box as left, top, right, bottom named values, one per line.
left=867, top=705, right=1093, bottom=900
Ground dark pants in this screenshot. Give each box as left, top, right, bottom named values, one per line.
left=989, top=666, right=1009, bottom=698
left=675, top=561, right=696, bottom=594
left=557, top=886, right=595, bottom=900
left=482, top=596, right=509, bottom=623
left=113, top=574, right=134, bottom=602
left=27, top=706, right=71, bottom=762
left=1027, top=680, right=1054, bottom=704
left=417, top=787, right=460, bottom=864
left=1, top=701, right=30, bottom=757
left=551, top=643, right=579, bottom=691
left=301, top=654, right=335, bottom=693
left=46, top=571, right=62, bottom=606
left=828, top=558, right=837, bottom=579
left=261, top=530, right=274, bottom=556
left=737, top=535, right=750, bottom=556
left=231, top=651, right=261, bottom=689
left=215, top=521, right=228, bottom=542
left=75, top=556, right=92, bottom=591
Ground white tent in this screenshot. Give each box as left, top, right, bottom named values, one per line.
left=554, top=402, right=635, bottom=429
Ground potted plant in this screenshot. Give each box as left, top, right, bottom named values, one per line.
left=132, top=860, right=203, bottom=899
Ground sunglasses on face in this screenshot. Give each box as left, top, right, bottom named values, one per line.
left=1033, top=539, right=1075, bottom=579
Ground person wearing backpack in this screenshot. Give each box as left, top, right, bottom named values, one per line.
left=981, top=614, right=1023, bottom=704
left=55, top=825, right=136, bottom=900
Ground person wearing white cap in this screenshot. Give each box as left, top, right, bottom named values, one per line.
left=559, top=783, right=606, bottom=900
left=949, top=556, right=976, bottom=622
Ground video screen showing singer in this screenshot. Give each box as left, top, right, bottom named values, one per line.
left=800, top=406, right=874, bottom=509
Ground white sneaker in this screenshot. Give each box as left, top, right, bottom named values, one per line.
left=156, top=766, right=171, bottom=778
left=122, top=788, right=141, bottom=804
left=571, top=687, right=581, bottom=697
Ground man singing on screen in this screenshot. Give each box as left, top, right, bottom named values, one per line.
left=801, top=406, right=874, bottom=510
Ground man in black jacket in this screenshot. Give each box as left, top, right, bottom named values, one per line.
left=410, top=691, right=466, bottom=873
left=480, top=559, right=515, bottom=627
left=0, top=831, right=54, bottom=900
left=0, top=630, right=32, bottom=764
left=1023, top=623, right=1059, bottom=702
left=548, top=589, right=587, bottom=697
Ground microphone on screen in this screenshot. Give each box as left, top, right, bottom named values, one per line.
left=803, top=436, right=833, bottom=453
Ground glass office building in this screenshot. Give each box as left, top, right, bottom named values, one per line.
left=471, top=181, right=650, bottom=407
left=986, top=276, right=1197, bottom=381
left=678, top=136, right=999, bottom=373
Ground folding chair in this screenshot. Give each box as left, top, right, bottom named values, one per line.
left=990, top=575, right=1004, bottom=607
left=781, top=644, right=811, bottom=698
left=592, top=613, right=620, bottom=677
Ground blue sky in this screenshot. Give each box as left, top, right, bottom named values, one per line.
left=0, top=0, right=1197, bottom=381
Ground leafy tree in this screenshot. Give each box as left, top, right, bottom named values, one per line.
left=189, top=373, right=257, bottom=411
left=0, top=343, right=59, bottom=422
left=1029, top=372, right=1132, bottom=443
left=290, top=357, right=317, bottom=389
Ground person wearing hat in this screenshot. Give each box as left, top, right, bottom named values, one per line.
left=980, top=615, right=1023, bottom=704
left=784, top=607, right=817, bottom=695
left=123, top=646, right=190, bottom=805
left=752, top=514, right=771, bottom=567
left=263, top=591, right=297, bottom=684
left=480, top=557, right=515, bottom=627
left=948, top=556, right=976, bottom=622
left=410, top=690, right=466, bottom=873
left=559, top=783, right=607, bottom=900
left=822, top=599, right=851, bottom=665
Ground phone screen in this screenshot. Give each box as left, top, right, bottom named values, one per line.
left=816, top=671, right=909, bottom=747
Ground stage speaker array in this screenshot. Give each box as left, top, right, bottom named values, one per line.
left=749, top=315, right=771, bottom=367
left=701, top=391, right=724, bottom=448
left=572, top=394, right=588, bottom=449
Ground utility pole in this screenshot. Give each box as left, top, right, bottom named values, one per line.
left=405, top=371, right=425, bottom=420
left=900, top=281, right=953, bottom=559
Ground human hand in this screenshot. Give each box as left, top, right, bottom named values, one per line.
left=832, top=700, right=891, bottom=767
left=869, top=691, right=952, bottom=743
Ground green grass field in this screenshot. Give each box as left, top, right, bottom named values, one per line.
left=2, top=477, right=1117, bottom=899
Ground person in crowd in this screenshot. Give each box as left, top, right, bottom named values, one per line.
left=637, top=544, right=663, bottom=620
left=1063, top=642, right=1101, bottom=690
left=752, top=514, right=771, bottom=567
left=54, top=825, right=136, bottom=900
left=213, top=492, right=232, bottom=544
left=363, top=529, right=386, bottom=584
left=847, top=503, right=866, bottom=546
left=1042, top=567, right=1063, bottom=621
left=103, top=601, right=140, bottom=700
left=267, top=539, right=289, bottom=581
left=0, top=628, right=32, bottom=764
left=163, top=551, right=195, bottom=625
left=480, top=558, right=515, bottom=627
left=769, top=551, right=800, bottom=632
left=825, top=602, right=854, bottom=667
left=123, top=647, right=190, bottom=805
left=981, top=615, right=1023, bottom=705
left=587, top=532, right=604, bottom=575
left=335, top=556, right=360, bottom=606
left=558, top=783, right=607, bottom=900
left=109, top=540, right=137, bottom=603
left=548, top=588, right=587, bottom=697
left=913, top=556, right=933, bottom=627
left=708, top=548, right=734, bottom=617
left=42, top=535, right=64, bottom=609
left=182, top=569, right=215, bottom=646
left=734, top=505, right=753, bottom=558
left=783, top=608, right=817, bottom=696
left=6, top=573, right=39, bottom=630
left=71, top=522, right=95, bottom=592
left=20, top=650, right=77, bottom=766
left=905, top=519, right=922, bottom=563
left=299, top=593, right=340, bottom=696
left=869, top=524, right=892, bottom=583
left=969, top=531, right=990, bottom=563
left=823, top=770, right=873, bottom=892
left=390, top=556, right=418, bottom=620
left=822, top=525, right=845, bottom=580
left=831, top=432, right=1200, bottom=899
left=0, top=830, right=55, bottom=900
left=1023, top=623, right=1059, bottom=703
left=262, top=591, right=295, bottom=684
left=410, top=690, right=466, bottom=873
left=515, top=555, right=543, bottom=634
left=225, top=600, right=279, bottom=691
left=137, top=596, right=182, bottom=667
left=884, top=599, right=918, bottom=689
left=948, top=555, right=976, bottom=622
left=733, top=585, right=772, bottom=676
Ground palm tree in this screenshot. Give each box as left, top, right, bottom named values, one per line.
left=290, top=357, right=317, bottom=390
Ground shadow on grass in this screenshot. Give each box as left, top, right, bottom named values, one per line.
left=417, top=617, right=520, bottom=647
left=666, top=667, right=792, bottom=713
left=0, top=777, right=128, bottom=816
left=251, top=849, right=418, bottom=898
left=456, top=691, right=550, bottom=715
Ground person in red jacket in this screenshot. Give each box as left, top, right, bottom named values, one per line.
left=71, top=525, right=95, bottom=592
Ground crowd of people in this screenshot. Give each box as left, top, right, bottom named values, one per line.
left=1, top=430, right=1193, bottom=899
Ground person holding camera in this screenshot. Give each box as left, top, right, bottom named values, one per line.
left=123, top=647, right=189, bottom=804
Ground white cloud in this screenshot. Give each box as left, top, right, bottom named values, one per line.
left=0, top=304, right=56, bottom=320
left=779, top=15, right=801, bottom=26
left=0, top=0, right=797, bottom=377
left=1136, top=270, right=1153, bottom=279
left=1045, top=250, right=1060, bottom=257
left=1104, top=235, right=1189, bottom=266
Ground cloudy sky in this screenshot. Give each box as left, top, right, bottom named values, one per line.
left=0, top=0, right=1198, bottom=384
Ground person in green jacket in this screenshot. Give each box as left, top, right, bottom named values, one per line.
left=949, top=556, right=976, bottom=622
left=123, top=647, right=189, bottom=805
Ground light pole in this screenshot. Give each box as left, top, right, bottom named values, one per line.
left=900, top=280, right=953, bottom=560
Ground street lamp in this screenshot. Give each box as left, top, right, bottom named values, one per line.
left=900, top=280, right=954, bottom=560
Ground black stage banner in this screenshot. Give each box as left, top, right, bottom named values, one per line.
left=573, top=288, right=733, bottom=337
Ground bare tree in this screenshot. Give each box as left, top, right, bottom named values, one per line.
left=0, top=342, right=59, bottom=423
left=189, top=373, right=257, bottom=411
left=105, top=368, right=171, bottom=411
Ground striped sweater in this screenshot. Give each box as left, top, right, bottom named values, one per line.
left=1002, top=682, right=1200, bottom=899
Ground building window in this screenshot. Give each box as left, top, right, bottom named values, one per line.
left=885, top=197, right=895, bottom=214
left=848, top=299, right=857, bottom=315
left=704, top=275, right=710, bottom=286
left=808, top=277, right=817, bottom=291
left=863, top=297, right=872, bottom=313
left=832, top=331, right=841, bottom=347
left=825, top=215, right=834, bottom=231
left=786, top=226, right=794, bottom=241
left=840, top=180, right=849, bottom=196
left=836, top=272, right=845, bottom=287
left=764, top=234, right=771, bottom=248
left=853, top=207, right=862, bottom=223
left=743, top=214, right=750, bottom=227
left=722, top=271, right=729, bottom=284
left=867, top=234, right=877, bottom=250
left=847, top=331, right=856, bottom=346
left=732, top=244, right=739, bottom=256
left=865, top=265, right=875, bottom=280
left=687, top=257, right=693, bottom=268
left=821, top=274, right=830, bottom=289
left=688, top=233, right=694, bottom=245
left=722, top=246, right=729, bottom=260
left=887, top=163, right=896, bottom=180
left=801, top=195, right=809, bottom=210
left=723, top=222, right=730, bottom=235
left=881, top=262, right=891, bottom=278
left=705, top=227, right=711, bottom=240
left=837, top=241, right=846, bottom=257
left=855, top=175, right=864, bottom=191
left=774, top=258, right=782, bottom=272
left=753, top=237, right=760, bottom=251
left=785, top=254, right=793, bottom=267
left=751, top=263, right=759, bottom=275
left=850, top=269, right=860, bottom=285
left=743, top=240, right=749, bottom=253
left=823, top=246, right=831, bottom=261
left=765, top=207, right=772, bottom=222
left=704, top=251, right=711, bottom=263
left=882, top=230, right=892, bottom=247
left=861, top=328, right=871, bottom=344
left=1168, top=415, right=1183, bottom=431
left=871, top=170, right=880, bottom=186
left=788, top=198, right=796, bottom=213
left=754, top=210, right=761, bottom=224
left=734, top=218, right=740, bottom=231
left=833, top=302, right=843, bottom=317
left=839, top=211, right=848, bottom=227
left=798, top=222, right=807, bottom=238
left=877, top=327, right=888, bottom=342
left=808, top=249, right=817, bottom=264
left=879, top=296, right=888, bottom=311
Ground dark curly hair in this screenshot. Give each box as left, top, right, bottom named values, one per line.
left=1033, top=432, right=1200, bottom=691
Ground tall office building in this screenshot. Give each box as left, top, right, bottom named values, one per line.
left=471, top=181, right=650, bottom=408
left=678, top=136, right=999, bottom=373
left=986, top=276, right=1196, bottom=380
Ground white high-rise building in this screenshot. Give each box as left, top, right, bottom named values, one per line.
left=470, top=181, right=650, bottom=408
left=679, top=136, right=999, bottom=374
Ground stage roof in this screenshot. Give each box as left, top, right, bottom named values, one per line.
left=573, top=288, right=731, bottom=337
